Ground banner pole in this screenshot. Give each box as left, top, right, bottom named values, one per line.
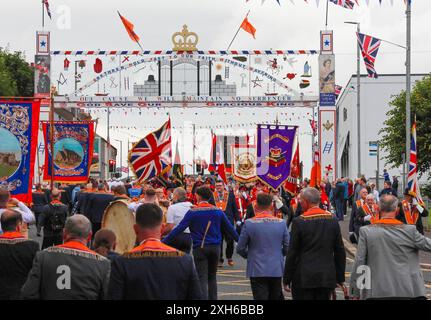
left=49, top=87, right=55, bottom=190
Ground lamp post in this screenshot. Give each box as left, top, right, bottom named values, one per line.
left=345, top=21, right=361, bottom=178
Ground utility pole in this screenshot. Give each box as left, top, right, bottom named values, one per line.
left=345, top=21, right=361, bottom=178
left=405, top=0, right=412, bottom=188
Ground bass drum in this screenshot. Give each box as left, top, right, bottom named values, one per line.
left=102, top=200, right=136, bottom=254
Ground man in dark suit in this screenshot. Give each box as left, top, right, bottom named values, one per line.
left=283, top=187, right=346, bottom=300
left=21, top=215, right=110, bottom=300
left=0, top=210, right=40, bottom=300
left=32, top=184, right=48, bottom=236
left=109, top=204, right=202, bottom=300
left=84, top=184, right=114, bottom=237
left=213, top=180, right=240, bottom=267
left=76, top=182, right=95, bottom=216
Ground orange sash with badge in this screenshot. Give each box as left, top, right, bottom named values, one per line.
left=362, top=204, right=379, bottom=224
left=402, top=200, right=419, bottom=225
left=214, top=191, right=228, bottom=212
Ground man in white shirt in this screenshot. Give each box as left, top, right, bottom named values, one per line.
left=163, top=187, right=193, bottom=253
left=0, top=189, right=35, bottom=234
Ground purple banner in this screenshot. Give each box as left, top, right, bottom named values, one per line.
left=256, top=124, right=297, bottom=190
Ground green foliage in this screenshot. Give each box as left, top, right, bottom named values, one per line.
left=379, top=74, right=431, bottom=174
left=0, top=50, right=34, bottom=97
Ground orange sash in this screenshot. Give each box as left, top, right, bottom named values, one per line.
left=362, top=204, right=379, bottom=224
left=402, top=200, right=419, bottom=225
left=214, top=191, right=228, bottom=211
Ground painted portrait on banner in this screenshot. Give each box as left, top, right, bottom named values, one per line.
left=43, top=121, right=95, bottom=183
left=319, top=55, right=336, bottom=106
left=34, top=55, right=51, bottom=98
left=0, top=101, right=41, bottom=203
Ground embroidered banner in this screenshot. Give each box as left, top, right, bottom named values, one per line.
left=256, top=124, right=297, bottom=190
left=42, top=121, right=95, bottom=183
left=232, top=144, right=257, bottom=183
left=0, top=100, right=41, bottom=203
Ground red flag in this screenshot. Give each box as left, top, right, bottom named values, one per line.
left=309, top=151, right=322, bottom=188
left=209, top=132, right=217, bottom=172
left=284, top=142, right=300, bottom=194
left=290, top=142, right=300, bottom=178
left=118, top=12, right=140, bottom=43
left=240, top=16, right=256, bottom=39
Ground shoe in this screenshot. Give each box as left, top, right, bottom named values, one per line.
left=218, top=261, right=224, bottom=268
left=228, top=259, right=234, bottom=267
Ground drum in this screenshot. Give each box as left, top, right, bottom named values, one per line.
left=102, top=200, right=136, bottom=254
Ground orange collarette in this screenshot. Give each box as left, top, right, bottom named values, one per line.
left=252, top=212, right=275, bottom=219
left=50, top=200, right=63, bottom=205
left=373, top=218, right=403, bottom=225
left=0, top=231, right=25, bottom=239
left=302, top=206, right=331, bottom=217
left=57, top=241, right=95, bottom=254
left=196, top=202, right=215, bottom=208
left=130, top=239, right=177, bottom=253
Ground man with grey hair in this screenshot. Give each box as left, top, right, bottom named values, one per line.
left=21, top=214, right=110, bottom=300
left=284, top=187, right=346, bottom=300
left=164, top=187, right=193, bottom=253
left=350, top=195, right=431, bottom=300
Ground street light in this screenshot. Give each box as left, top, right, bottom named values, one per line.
left=345, top=21, right=361, bottom=178
left=114, top=139, right=123, bottom=178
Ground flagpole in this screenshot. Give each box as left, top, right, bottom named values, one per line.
left=325, top=0, right=329, bottom=28
left=42, top=0, right=45, bottom=28
left=117, top=11, right=145, bottom=52
left=405, top=0, right=412, bottom=190
left=227, top=10, right=250, bottom=51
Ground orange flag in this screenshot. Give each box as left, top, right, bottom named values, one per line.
left=240, top=16, right=256, bottom=39
left=118, top=12, right=140, bottom=43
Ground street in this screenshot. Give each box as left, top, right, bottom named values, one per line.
left=27, top=210, right=431, bottom=300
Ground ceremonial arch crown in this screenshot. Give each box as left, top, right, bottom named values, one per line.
left=172, top=25, right=199, bottom=51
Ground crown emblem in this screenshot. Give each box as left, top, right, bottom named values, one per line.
left=270, top=147, right=282, bottom=158
left=172, top=25, right=199, bottom=51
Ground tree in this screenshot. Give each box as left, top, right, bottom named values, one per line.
left=0, top=50, right=34, bottom=97
left=379, top=74, right=431, bottom=196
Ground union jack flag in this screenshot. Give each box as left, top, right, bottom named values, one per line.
left=329, top=0, right=356, bottom=9
left=357, top=32, right=381, bottom=78
left=43, top=0, right=52, bottom=19
left=408, top=122, right=425, bottom=206
left=129, top=119, right=171, bottom=182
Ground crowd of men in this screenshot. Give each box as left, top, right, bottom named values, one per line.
left=0, top=171, right=431, bottom=300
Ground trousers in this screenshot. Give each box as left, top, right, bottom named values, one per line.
left=193, top=245, right=220, bottom=300
left=250, top=277, right=284, bottom=300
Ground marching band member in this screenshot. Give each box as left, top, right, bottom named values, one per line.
left=163, top=186, right=239, bottom=300
left=21, top=215, right=110, bottom=300
left=109, top=203, right=202, bottom=300
left=0, top=210, right=39, bottom=300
